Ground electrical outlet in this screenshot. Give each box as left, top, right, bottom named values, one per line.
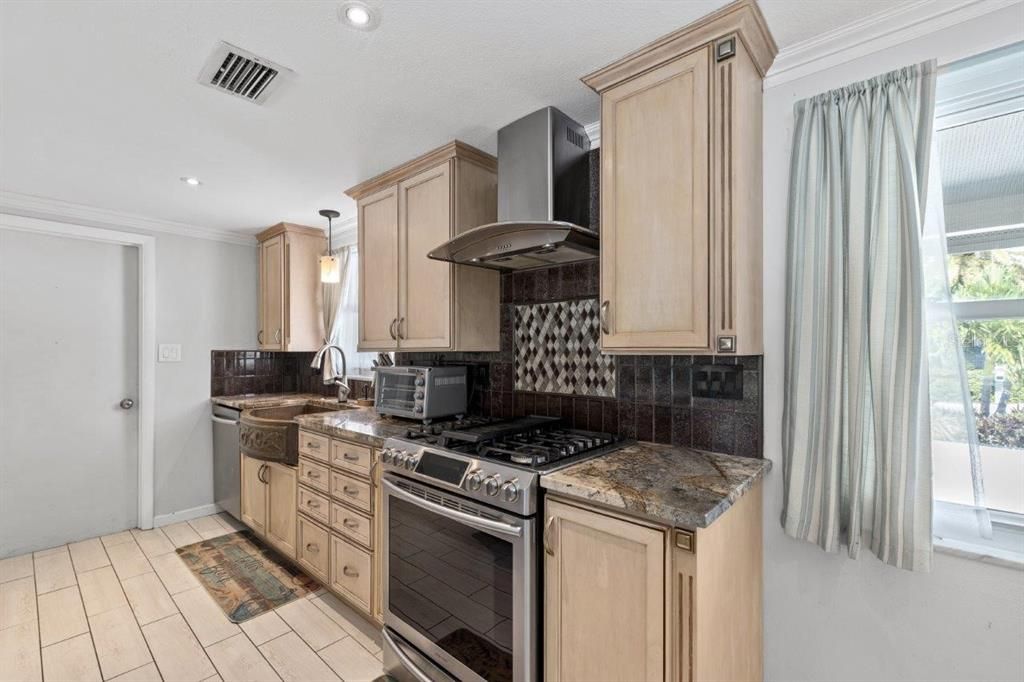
left=158, top=344, right=182, bottom=363
left=692, top=364, right=743, bottom=400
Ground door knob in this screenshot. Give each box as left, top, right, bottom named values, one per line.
left=119, top=398, right=134, bottom=410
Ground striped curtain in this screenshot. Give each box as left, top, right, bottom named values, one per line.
left=782, top=61, right=938, bottom=572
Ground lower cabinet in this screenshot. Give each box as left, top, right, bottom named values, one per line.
left=543, top=481, right=764, bottom=682
left=330, top=535, right=372, bottom=613
left=544, top=498, right=665, bottom=682
left=239, top=454, right=297, bottom=560
left=240, top=454, right=267, bottom=535
left=297, top=430, right=381, bottom=625
left=266, top=462, right=297, bottom=557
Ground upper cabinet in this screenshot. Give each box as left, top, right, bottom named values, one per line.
left=583, top=0, right=777, bottom=356
left=256, top=222, right=327, bottom=352
left=346, top=141, right=501, bottom=353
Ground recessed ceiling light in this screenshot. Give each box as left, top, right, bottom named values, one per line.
left=339, top=2, right=379, bottom=31
left=180, top=176, right=201, bottom=186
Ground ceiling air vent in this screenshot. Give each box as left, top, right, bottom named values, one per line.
left=198, top=42, right=291, bottom=104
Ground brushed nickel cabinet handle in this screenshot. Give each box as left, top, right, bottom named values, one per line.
left=306, top=441, right=321, bottom=450
left=258, top=464, right=269, bottom=484
left=307, top=470, right=321, bottom=479
left=544, top=516, right=556, bottom=556
left=600, top=300, right=610, bottom=335
left=305, top=543, right=319, bottom=553
left=389, top=319, right=398, bottom=340
left=342, top=452, right=360, bottom=461
left=342, top=566, right=359, bottom=578
left=257, top=330, right=264, bottom=344
left=342, top=518, right=359, bottom=529
left=306, top=499, right=321, bottom=508
left=398, top=317, right=405, bottom=340
left=343, top=486, right=359, bottom=496
left=274, top=328, right=282, bottom=343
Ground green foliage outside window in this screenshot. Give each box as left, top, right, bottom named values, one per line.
left=947, top=247, right=1024, bottom=409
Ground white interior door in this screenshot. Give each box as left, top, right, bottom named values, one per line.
left=0, top=228, right=139, bottom=556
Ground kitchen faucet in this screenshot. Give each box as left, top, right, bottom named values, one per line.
left=310, top=344, right=350, bottom=402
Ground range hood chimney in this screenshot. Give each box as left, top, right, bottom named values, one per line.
left=428, top=107, right=596, bottom=271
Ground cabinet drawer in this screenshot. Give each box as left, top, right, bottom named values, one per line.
left=330, top=503, right=373, bottom=549
left=330, top=534, right=372, bottom=613
left=298, top=485, right=330, bottom=525
left=298, top=431, right=330, bottom=463
left=297, top=516, right=329, bottom=582
left=330, top=471, right=372, bottom=513
left=299, top=457, right=330, bottom=493
left=330, top=440, right=373, bottom=476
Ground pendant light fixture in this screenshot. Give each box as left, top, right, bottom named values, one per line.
left=319, top=209, right=341, bottom=283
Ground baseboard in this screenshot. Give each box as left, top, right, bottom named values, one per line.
left=153, top=503, right=221, bottom=528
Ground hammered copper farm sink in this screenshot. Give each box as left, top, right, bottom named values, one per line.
left=238, top=403, right=352, bottom=465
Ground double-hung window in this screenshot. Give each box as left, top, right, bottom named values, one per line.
left=930, top=42, right=1024, bottom=562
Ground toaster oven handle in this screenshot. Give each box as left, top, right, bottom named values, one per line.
left=383, top=479, right=522, bottom=539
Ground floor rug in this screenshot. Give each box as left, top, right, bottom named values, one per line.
left=176, top=530, right=318, bottom=623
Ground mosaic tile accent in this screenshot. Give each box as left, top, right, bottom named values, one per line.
left=514, top=300, right=615, bottom=397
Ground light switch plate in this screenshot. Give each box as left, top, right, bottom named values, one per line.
left=158, top=344, right=182, bottom=362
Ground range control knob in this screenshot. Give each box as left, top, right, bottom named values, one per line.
left=501, top=480, right=520, bottom=502
left=414, top=391, right=424, bottom=400
left=381, top=448, right=393, bottom=464
left=394, top=451, right=408, bottom=467
left=465, top=470, right=483, bottom=491
left=484, top=475, right=502, bottom=497
left=414, top=405, right=423, bottom=414
left=415, top=377, right=425, bottom=387
left=406, top=455, right=420, bottom=470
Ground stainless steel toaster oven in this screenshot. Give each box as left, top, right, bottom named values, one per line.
left=373, top=366, right=467, bottom=421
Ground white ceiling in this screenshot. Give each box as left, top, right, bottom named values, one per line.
left=0, top=0, right=900, bottom=235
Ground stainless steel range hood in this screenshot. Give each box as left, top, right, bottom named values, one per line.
left=428, top=106, right=595, bottom=271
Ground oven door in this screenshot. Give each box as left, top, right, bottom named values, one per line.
left=383, top=475, right=536, bottom=682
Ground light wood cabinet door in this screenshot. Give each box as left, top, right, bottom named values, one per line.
left=358, top=186, right=399, bottom=351
left=240, top=455, right=267, bottom=535
left=544, top=498, right=665, bottom=682
left=259, top=235, right=285, bottom=350
left=600, top=48, right=710, bottom=351
left=398, top=162, right=452, bottom=349
left=266, top=462, right=297, bottom=559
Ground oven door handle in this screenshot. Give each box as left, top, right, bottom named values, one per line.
left=383, top=479, right=522, bottom=539
left=382, top=628, right=436, bottom=682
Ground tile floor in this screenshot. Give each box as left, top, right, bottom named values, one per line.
left=0, top=513, right=385, bottom=681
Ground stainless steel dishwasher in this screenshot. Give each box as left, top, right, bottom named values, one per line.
left=211, top=403, right=242, bottom=521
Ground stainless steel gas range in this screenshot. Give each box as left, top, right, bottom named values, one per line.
left=379, top=416, right=626, bottom=682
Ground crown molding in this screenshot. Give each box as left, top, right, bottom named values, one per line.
left=0, top=190, right=262, bottom=246
left=764, top=0, right=1022, bottom=89
left=584, top=121, right=601, bottom=149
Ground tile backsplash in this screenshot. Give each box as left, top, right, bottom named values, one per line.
left=210, top=350, right=371, bottom=399
left=514, top=299, right=615, bottom=397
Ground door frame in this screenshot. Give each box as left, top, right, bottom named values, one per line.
left=0, top=213, right=156, bottom=529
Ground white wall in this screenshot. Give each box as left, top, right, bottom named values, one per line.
left=0, top=208, right=257, bottom=522
left=761, top=6, right=1024, bottom=682
left=151, top=231, right=256, bottom=519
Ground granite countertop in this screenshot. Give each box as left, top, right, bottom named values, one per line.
left=293, top=408, right=411, bottom=448
left=211, top=393, right=331, bottom=410
left=541, top=441, right=771, bottom=529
